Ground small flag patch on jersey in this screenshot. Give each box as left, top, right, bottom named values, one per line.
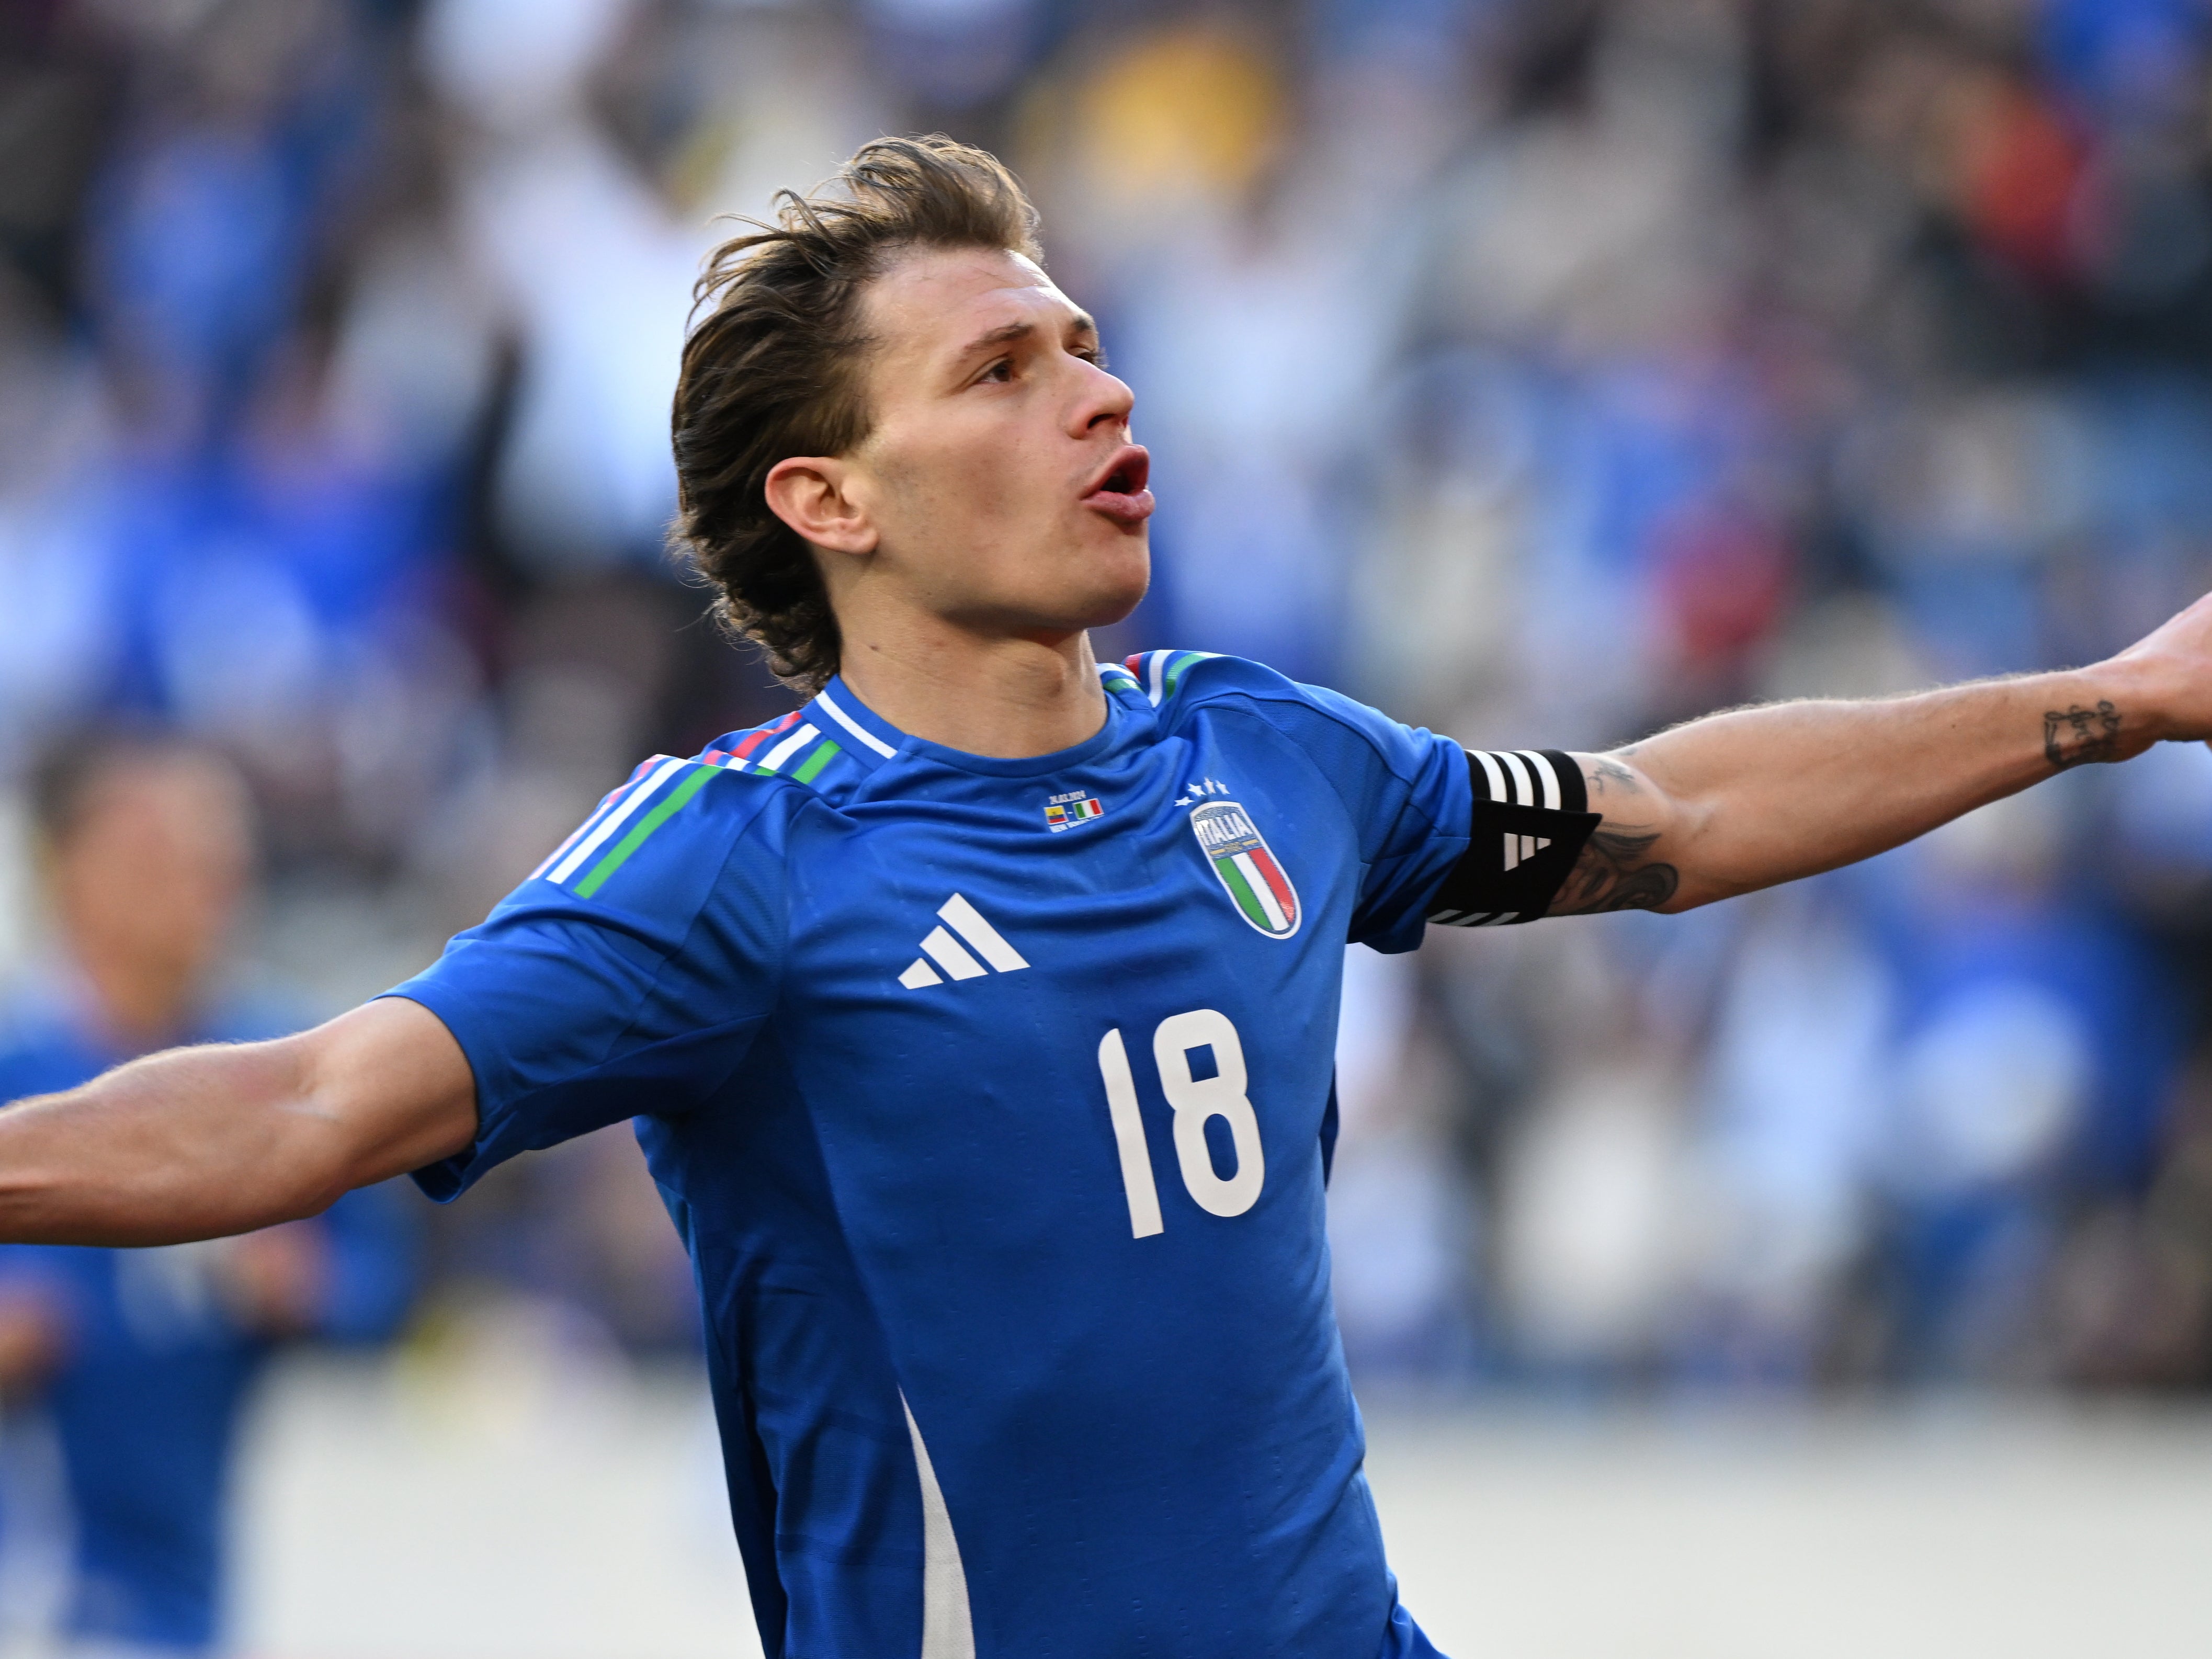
left=1044, top=790, right=1105, bottom=832
left=1189, top=801, right=1300, bottom=938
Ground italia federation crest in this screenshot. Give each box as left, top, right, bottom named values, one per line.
left=1189, top=801, right=1300, bottom=938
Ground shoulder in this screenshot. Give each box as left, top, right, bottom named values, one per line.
left=702, top=709, right=863, bottom=798
left=521, top=724, right=826, bottom=919
left=1118, top=650, right=1275, bottom=710
left=1115, top=650, right=1406, bottom=749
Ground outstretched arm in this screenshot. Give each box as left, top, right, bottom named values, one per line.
left=1547, top=593, right=2212, bottom=915
left=0, top=998, right=474, bottom=1246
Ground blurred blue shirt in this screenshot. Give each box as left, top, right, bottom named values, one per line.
left=0, top=986, right=417, bottom=1654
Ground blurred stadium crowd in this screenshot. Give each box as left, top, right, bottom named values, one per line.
left=5, top=0, right=2212, bottom=1430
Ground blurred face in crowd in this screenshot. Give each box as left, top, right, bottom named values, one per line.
left=769, top=245, right=1153, bottom=649
left=47, top=753, right=253, bottom=1049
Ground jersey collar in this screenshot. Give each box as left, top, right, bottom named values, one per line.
left=806, top=678, right=906, bottom=776
left=807, top=673, right=1134, bottom=780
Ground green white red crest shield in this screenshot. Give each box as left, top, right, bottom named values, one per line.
left=1189, top=801, right=1300, bottom=938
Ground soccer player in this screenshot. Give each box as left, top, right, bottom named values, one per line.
left=0, top=137, right=2208, bottom=1657
left=0, top=736, right=414, bottom=1655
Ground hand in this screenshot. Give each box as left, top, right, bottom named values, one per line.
left=2101, top=590, right=2212, bottom=755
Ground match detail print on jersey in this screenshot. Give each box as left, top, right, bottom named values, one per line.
left=1425, top=747, right=1601, bottom=927
left=899, top=894, right=1030, bottom=989
left=1044, top=790, right=1105, bottom=831
left=1188, top=801, right=1300, bottom=937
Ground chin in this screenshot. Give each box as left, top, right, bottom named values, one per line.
left=1074, top=550, right=1150, bottom=628
left=976, top=526, right=1147, bottom=634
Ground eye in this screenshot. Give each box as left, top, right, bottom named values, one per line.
left=979, top=357, right=1014, bottom=384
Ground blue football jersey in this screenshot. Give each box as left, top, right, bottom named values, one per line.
left=389, top=652, right=1595, bottom=1659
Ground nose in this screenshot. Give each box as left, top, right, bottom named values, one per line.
left=1073, top=357, right=1135, bottom=437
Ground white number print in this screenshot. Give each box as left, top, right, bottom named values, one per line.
left=1096, top=1009, right=1265, bottom=1238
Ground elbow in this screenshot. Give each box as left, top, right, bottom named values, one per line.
left=239, top=1111, right=372, bottom=1232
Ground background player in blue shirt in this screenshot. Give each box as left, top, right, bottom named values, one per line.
left=0, top=736, right=415, bottom=1655
left=1, top=138, right=2211, bottom=1657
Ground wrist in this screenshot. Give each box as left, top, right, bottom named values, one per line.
left=2045, top=661, right=2155, bottom=765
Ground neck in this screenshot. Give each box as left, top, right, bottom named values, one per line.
left=833, top=617, right=1108, bottom=759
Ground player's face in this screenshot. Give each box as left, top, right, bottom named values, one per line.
left=843, top=245, right=1151, bottom=636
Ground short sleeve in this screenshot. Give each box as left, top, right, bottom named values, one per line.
left=1157, top=657, right=1598, bottom=948
left=384, top=759, right=786, bottom=1201
left=1421, top=749, right=1600, bottom=927
left=1159, top=658, right=1476, bottom=951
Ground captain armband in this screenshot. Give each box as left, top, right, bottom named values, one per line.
left=1425, top=749, right=1600, bottom=927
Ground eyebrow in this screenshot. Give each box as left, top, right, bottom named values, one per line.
left=954, top=313, right=1099, bottom=363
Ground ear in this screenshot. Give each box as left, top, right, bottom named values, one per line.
left=764, top=456, right=877, bottom=556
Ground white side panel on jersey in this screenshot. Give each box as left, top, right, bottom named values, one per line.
left=902, top=1394, right=975, bottom=1659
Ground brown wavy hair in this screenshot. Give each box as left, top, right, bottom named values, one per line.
left=667, top=136, right=1043, bottom=694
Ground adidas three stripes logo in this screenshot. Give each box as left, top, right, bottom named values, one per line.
left=899, top=895, right=1030, bottom=989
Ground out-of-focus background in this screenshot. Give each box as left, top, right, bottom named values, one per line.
left=4, top=0, right=2212, bottom=1654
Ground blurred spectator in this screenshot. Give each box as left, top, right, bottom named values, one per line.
left=0, top=734, right=415, bottom=1655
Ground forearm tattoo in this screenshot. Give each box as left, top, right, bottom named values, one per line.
left=2043, top=700, right=2122, bottom=769
left=1587, top=756, right=1642, bottom=796
left=1552, top=752, right=1679, bottom=914
left=1552, top=826, right=1681, bottom=914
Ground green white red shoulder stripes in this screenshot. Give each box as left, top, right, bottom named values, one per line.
left=528, top=712, right=844, bottom=899
left=529, top=755, right=720, bottom=899
left=714, top=710, right=844, bottom=782
left=1123, top=650, right=1215, bottom=706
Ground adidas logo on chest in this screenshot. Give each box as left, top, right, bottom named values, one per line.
left=898, top=894, right=1029, bottom=990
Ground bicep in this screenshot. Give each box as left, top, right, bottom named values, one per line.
left=1543, top=752, right=1689, bottom=916
left=297, top=998, right=478, bottom=1194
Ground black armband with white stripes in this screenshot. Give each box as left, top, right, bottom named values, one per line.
left=1425, top=748, right=1600, bottom=927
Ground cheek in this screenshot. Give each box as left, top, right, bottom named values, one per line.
left=896, top=420, right=1052, bottom=522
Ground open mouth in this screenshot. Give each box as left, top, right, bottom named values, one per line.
left=1082, top=446, right=1154, bottom=526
